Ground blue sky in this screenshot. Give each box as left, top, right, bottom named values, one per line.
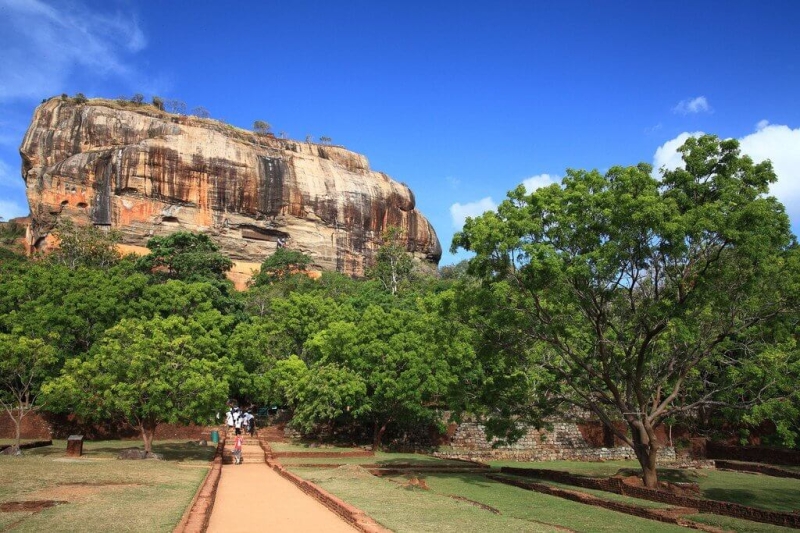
left=1, top=0, right=799, bottom=265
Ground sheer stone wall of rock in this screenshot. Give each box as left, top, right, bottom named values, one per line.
left=20, top=98, right=441, bottom=277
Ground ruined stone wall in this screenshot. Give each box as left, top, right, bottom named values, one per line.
left=435, top=422, right=677, bottom=462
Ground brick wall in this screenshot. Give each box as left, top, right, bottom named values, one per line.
left=0, top=409, right=52, bottom=440
left=0, top=410, right=217, bottom=441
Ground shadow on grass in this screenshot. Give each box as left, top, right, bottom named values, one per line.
left=703, top=487, right=799, bottom=512
left=86, top=443, right=214, bottom=462
left=612, top=467, right=700, bottom=484
left=23, top=440, right=215, bottom=462
left=375, top=457, right=469, bottom=467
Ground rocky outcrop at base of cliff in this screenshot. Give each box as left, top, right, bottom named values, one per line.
left=20, top=97, right=441, bottom=276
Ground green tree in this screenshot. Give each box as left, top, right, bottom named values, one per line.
left=263, top=355, right=309, bottom=408
left=0, top=334, right=58, bottom=449
left=43, top=315, right=229, bottom=453
left=252, top=248, right=312, bottom=286
left=452, top=135, right=796, bottom=487
left=366, top=227, right=414, bottom=295
left=137, top=232, right=233, bottom=281
left=0, top=261, right=149, bottom=358
left=306, top=295, right=476, bottom=449
left=151, top=96, right=165, bottom=110
left=291, top=364, right=367, bottom=435
left=50, top=220, right=121, bottom=270
left=253, top=120, right=271, bottom=135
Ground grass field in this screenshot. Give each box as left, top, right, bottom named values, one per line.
left=291, top=466, right=689, bottom=532
left=276, top=451, right=473, bottom=467
left=275, top=451, right=800, bottom=532
left=268, top=441, right=366, bottom=453
left=0, top=440, right=214, bottom=532
left=488, top=459, right=800, bottom=513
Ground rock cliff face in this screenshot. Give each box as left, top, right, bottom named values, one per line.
left=20, top=98, right=441, bottom=276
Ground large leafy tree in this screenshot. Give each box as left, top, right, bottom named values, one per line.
left=43, top=315, right=230, bottom=453
left=0, top=334, right=58, bottom=449
left=252, top=248, right=313, bottom=286
left=452, top=135, right=797, bottom=487
left=0, top=261, right=149, bottom=358
left=136, top=231, right=233, bottom=281
left=306, top=292, right=476, bottom=449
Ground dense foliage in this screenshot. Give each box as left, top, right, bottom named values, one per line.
left=1, top=135, right=798, bottom=483
left=452, top=135, right=800, bottom=486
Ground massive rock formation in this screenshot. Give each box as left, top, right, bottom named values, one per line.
left=20, top=97, right=441, bottom=276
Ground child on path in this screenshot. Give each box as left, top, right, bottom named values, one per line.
left=232, top=434, right=243, bottom=465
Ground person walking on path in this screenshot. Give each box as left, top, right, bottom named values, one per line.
left=233, top=407, right=244, bottom=435
left=245, top=410, right=255, bottom=437
left=232, top=434, right=243, bottom=465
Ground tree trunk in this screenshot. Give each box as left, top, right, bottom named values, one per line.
left=140, top=420, right=157, bottom=454
left=13, top=414, right=21, bottom=449
left=372, top=419, right=389, bottom=451
left=630, top=421, right=659, bottom=488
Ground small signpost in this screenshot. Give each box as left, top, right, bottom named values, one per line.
left=66, top=435, right=83, bottom=457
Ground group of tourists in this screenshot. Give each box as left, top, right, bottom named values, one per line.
left=225, top=405, right=255, bottom=465
left=225, top=405, right=255, bottom=436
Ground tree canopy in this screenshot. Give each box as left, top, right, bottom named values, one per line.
left=0, top=334, right=58, bottom=449
left=452, top=135, right=798, bottom=486
left=136, top=231, right=233, bottom=281
left=43, top=315, right=230, bottom=453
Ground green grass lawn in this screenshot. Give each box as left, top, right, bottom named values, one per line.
left=0, top=438, right=41, bottom=446
left=0, top=440, right=214, bottom=532
left=488, top=459, right=641, bottom=477
left=488, top=459, right=800, bottom=513
left=291, top=466, right=690, bottom=533
left=685, top=513, right=799, bottom=533
left=276, top=451, right=475, bottom=467
left=495, top=474, right=673, bottom=509
left=268, top=441, right=367, bottom=453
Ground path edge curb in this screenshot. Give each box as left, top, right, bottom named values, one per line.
left=174, top=435, right=226, bottom=533
left=259, top=438, right=390, bottom=533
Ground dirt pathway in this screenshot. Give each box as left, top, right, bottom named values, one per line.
left=206, top=438, right=358, bottom=533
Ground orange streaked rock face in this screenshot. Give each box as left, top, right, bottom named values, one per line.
left=20, top=98, right=441, bottom=276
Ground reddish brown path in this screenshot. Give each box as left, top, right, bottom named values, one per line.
left=206, top=437, right=358, bottom=533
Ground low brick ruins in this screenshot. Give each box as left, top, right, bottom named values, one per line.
left=434, top=422, right=677, bottom=462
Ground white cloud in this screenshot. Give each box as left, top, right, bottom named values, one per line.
left=652, top=131, right=704, bottom=175
left=450, top=197, right=496, bottom=229
left=673, top=96, right=711, bottom=115
left=0, top=0, right=146, bottom=101
left=739, top=121, right=800, bottom=213
left=522, top=174, right=559, bottom=193
left=653, top=123, right=800, bottom=226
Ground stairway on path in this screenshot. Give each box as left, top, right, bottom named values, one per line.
left=222, top=436, right=265, bottom=465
